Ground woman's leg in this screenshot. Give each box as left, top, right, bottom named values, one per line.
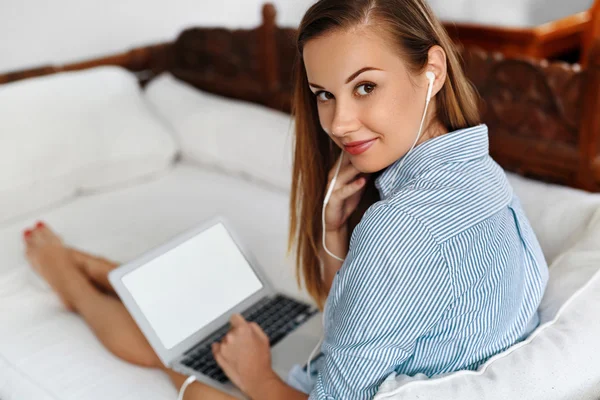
left=69, top=248, right=119, bottom=294
left=22, top=223, right=236, bottom=400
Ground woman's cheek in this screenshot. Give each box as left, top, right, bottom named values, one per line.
left=365, top=98, right=395, bottom=136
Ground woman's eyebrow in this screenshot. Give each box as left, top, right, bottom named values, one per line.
left=308, top=66, right=383, bottom=89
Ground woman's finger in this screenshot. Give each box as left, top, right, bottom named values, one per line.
left=230, top=313, right=246, bottom=328
left=332, top=165, right=365, bottom=189
left=328, top=152, right=352, bottom=180
left=218, top=334, right=236, bottom=359
left=344, top=183, right=368, bottom=215
left=249, top=322, right=269, bottom=343
left=220, top=332, right=229, bottom=345
left=212, top=343, right=232, bottom=371
left=332, top=175, right=367, bottom=203
left=212, top=342, right=221, bottom=354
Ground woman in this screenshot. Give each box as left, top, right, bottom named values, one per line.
left=22, top=0, right=548, bottom=399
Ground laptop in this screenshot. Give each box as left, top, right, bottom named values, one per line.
left=108, top=216, right=323, bottom=398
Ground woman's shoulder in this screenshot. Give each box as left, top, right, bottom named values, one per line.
left=382, top=157, right=514, bottom=243
left=351, top=200, right=441, bottom=252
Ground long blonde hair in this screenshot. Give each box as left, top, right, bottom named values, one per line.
left=288, top=0, right=481, bottom=308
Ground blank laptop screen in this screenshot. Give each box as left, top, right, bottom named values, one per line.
left=121, top=222, right=263, bottom=350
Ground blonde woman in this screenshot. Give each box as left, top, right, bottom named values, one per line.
left=22, top=0, right=548, bottom=399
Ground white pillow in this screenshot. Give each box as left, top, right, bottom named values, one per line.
left=0, top=66, right=178, bottom=224
left=373, top=206, right=600, bottom=400
left=506, top=172, right=600, bottom=264
left=144, top=73, right=294, bottom=193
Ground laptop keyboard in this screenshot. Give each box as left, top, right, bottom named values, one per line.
left=180, top=294, right=318, bottom=384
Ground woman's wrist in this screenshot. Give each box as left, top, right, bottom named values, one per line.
left=323, top=225, right=349, bottom=257
left=325, top=222, right=349, bottom=236
left=245, top=369, right=279, bottom=399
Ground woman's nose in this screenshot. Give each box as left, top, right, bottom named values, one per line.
left=330, top=104, right=360, bottom=138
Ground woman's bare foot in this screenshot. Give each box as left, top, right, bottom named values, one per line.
left=23, top=223, right=91, bottom=311
left=20, top=221, right=118, bottom=294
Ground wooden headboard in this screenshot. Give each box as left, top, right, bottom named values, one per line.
left=1, top=3, right=600, bottom=192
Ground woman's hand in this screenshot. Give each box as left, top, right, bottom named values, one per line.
left=324, top=153, right=370, bottom=233
left=212, top=314, right=279, bottom=397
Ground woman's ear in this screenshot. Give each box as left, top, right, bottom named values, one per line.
left=426, top=45, right=447, bottom=98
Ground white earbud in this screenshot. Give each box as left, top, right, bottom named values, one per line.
left=425, top=71, right=435, bottom=103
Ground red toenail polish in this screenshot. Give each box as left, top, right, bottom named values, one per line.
left=24, top=229, right=32, bottom=237
left=36, top=222, right=44, bottom=229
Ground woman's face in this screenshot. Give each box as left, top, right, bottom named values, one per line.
left=303, top=26, right=435, bottom=173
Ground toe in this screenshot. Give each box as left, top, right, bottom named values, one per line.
left=29, top=226, right=47, bottom=246
left=23, top=229, right=34, bottom=244
left=35, top=222, right=63, bottom=245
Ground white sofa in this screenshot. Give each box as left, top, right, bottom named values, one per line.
left=1, top=68, right=600, bottom=399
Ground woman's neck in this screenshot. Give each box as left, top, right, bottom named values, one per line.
left=417, top=118, right=448, bottom=147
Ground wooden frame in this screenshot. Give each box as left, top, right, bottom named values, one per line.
left=583, top=0, right=600, bottom=61
left=0, top=42, right=172, bottom=87
left=443, top=0, right=600, bottom=64
left=1, top=3, right=600, bottom=193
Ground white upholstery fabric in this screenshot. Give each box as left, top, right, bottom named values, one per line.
left=506, top=172, right=600, bottom=264
left=0, top=66, right=177, bottom=225
left=144, top=73, right=294, bottom=193
left=0, top=355, right=56, bottom=400
left=428, top=0, right=593, bottom=28
left=0, top=164, right=305, bottom=399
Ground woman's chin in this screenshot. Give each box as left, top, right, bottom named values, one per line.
left=348, top=154, right=387, bottom=174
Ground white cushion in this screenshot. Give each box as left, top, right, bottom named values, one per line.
left=506, top=172, right=600, bottom=264
left=373, top=205, right=600, bottom=400
left=0, top=66, right=178, bottom=225
left=144, top=73, right=294, bottom=193
left=428, top=0, right=593, bottom=28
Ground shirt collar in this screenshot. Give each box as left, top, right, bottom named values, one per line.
left=374, top=124, right=489, bottom=200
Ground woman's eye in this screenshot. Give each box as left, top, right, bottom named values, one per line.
left=316, top=91, right=333, bottom=102
left=356, top=83, right=376, bottom=96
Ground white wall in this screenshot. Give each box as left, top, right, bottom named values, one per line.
left=0, top=0, right=592, bottom=74
left=0, top=0, right=316, bottom=74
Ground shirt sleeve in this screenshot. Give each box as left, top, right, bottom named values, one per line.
left=309, top=204, right=454, bottom=400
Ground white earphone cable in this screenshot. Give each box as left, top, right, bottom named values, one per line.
left=321, top=153, right=346, bottom=262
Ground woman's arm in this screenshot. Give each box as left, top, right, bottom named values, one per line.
left=311, top=205, right=453, bottom=399
left=320, top=225, right=348, bottom=294
left=249, top=375, right=309, bottom=400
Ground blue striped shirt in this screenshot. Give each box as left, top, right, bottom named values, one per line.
left=308, top=124, right=549, bottom=399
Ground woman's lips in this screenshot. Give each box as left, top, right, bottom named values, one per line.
left=344, top=138, right=377, bottom=155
